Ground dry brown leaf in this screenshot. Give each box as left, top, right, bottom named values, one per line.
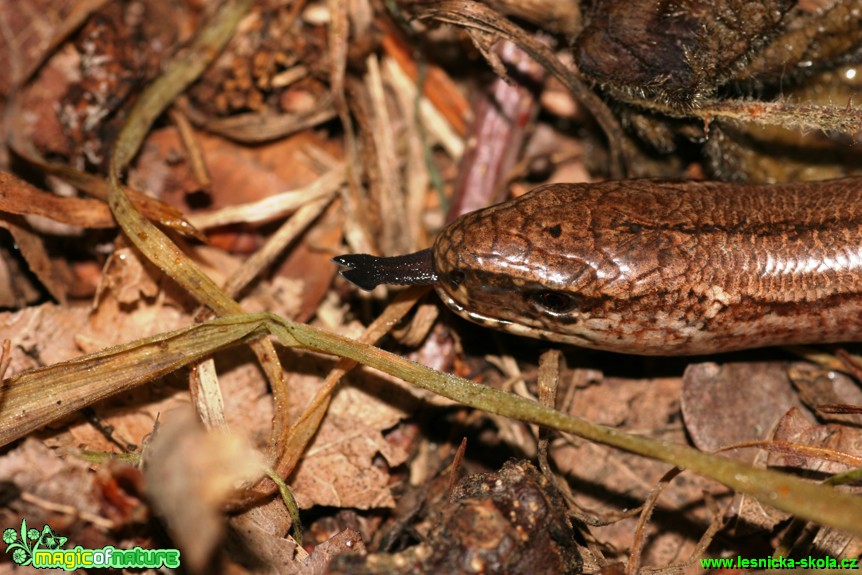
left=0, top=0, right=81, bottom=94
left=0, top=171, right=114, bottom=228
left=76, top=249, right=193, bottom=353
left=0, top=242, right=43, bottom=308
left=0, top=213, right=74, bottom=304
left=273, top=202, right=344, bottom=322
left=48, top=389, right=187, bottom=455
left=728, top=407, right=862, bottom=536
left=301, top=528, right=365, bottom=574
left=134, top=127, right=341, bottom=212
left=681, top=362, right=811, bottom=457
left=553, top=374, right=722, bottom=566
left=771, top=407, right=862, bottom=475
left=227, top=512, right=302, bottom=574
left=0, top=439, right=141, bottom=548
left=286, top=354, right=413, bottom=509
left=788, top=362, right=862, bottom=426
left=0, top=302, right=90, bottom=374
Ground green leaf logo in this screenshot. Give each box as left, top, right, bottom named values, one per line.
left=3, top=520, right=68, bottom=565
left=38, top=525, right=67, bottom=550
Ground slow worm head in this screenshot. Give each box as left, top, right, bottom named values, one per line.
left=337, top=179, right=862, bottom=355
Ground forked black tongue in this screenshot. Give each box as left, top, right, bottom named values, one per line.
left=332, top=248, right=438, bottom=291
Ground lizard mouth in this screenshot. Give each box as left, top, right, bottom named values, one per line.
left=433, top=286, right=596, bottom=346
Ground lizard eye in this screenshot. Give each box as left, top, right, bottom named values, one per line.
left=447, top=269, right=466, bottom=289
left=527, top=290, right=580, bottom=315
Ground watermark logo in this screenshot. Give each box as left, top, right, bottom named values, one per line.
left=3, top=520, right=67, bottom=566
left=3, top=519, right=181, bottom=570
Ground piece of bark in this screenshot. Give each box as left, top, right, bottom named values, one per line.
left=576, top=0, right=794, bottom=105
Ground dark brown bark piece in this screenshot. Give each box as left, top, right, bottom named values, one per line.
left=738, top=0, right=862, bottom=83
left=575, top=0, right=794, bottom=106
left=328, top=460, right=582, bottom=574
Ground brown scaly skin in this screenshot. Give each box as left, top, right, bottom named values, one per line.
left=433, top=179, right=862, bottom=355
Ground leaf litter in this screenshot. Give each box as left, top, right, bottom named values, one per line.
left=0, top=0, right=861, bottom=573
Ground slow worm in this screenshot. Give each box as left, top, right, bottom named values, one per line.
left=334, top=178, right=862, bottom=355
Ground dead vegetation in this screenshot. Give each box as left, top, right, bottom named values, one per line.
left=0, top=0, right=861, bottom=573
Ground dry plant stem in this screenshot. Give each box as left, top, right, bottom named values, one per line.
left=652, top=98, right=862, bottom=136
left=20, top=491, right=115, bottom=531
left=104, top=0, right=291, bottom=484
left=820, top=404, right=862, bottom=415
left=835, top=348, right=862, bottom=382
left=4, top=312, right=862, bottom=536
left=189, top=192, right=338, bottom=435
left=107, top=0, right=252, bottom=170
left=0, top=315, right=270, bottom=445
left=264, top=468, right=303, bottom=544
left=190, top=359, right=228, bottom=430
left=719, top=440, right=862, bottom=468
left=169, top=107, right=212, bottom=188
left=485, top=0, right=581, bottom=36
left=381, top=59, right=433, bottom=249
left=270, top=65, right=309, bottom=89
left=626, top=467, right=680, bottom=575
left=0, top=340, right=10, bottom=380
left=275, top=286, right=431, bottom=481
left=555, top=459, right=642, bottom=528
left=536, top=349, right=560, bottom=480
left=414, top=0, right=626, bottom=177
left=379, top=16, right=470, bottom=137
left=365, top=53, right=408, bottom=255
left=327, top=0, right=374, bottom=257
left=222, top=196, right=338, bottom=297
left=199, top=102, right=338, bottom=143
left=4, top=99, right=200, bottom=238
left=447, top=40, right=543, bottom=221
left=383, top=54, right=464, bottom=158
left=186, top=166, right=345, bottom=229
left=671, top=495, right=725, bottom=575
